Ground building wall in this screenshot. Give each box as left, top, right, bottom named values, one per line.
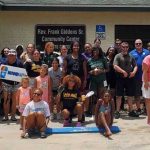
left=0, top=11, right=150, bottom=51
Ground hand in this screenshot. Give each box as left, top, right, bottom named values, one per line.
left=122, top=71, right=128, bottom=78
left=26, top=59, right=32, bottom=63
left=129, top=72, right=135, bottom=78
left=144, top=82, right=150, bottom=90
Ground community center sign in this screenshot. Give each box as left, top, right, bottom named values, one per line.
left=35, top=24, right=86, bottom=52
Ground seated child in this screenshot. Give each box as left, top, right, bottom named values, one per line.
left=21, top=88, right=50, bottom=138
left=95, top=90, right=115, bottom=137
left=57, top=74, right=83, bottom=127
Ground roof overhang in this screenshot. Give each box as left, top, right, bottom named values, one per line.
left=1, top=3, right=150, bottom=12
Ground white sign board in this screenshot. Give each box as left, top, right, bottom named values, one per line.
left=96, top=25, right=106, bottom=40
left=0, top=65, right=27, bottom=82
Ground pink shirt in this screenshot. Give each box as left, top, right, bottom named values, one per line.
left=36, top=75, right=49, bottom=103
left=19, top=87, right=30, bottom=105
left=143, top=55, right=150, bottom=82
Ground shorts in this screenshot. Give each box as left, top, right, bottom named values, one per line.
left=89, top=80, right=106, bottom=96
left=2, top=82, right=20, bottom=92
left=116, top=77, right=135, bottom=96
left=19, top=105, right=26, bottom=113
left=142, top=82, right=150, bottom=99
left=134, top=80, right=142, bottom=97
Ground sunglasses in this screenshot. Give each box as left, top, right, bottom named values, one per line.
left=135, top=43, right=142, bottom=45
left=33, top=93, right=41, bottom=96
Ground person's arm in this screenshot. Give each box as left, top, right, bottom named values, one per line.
left=129, top=57, right=138, bottom=78
left=142, top=62, right=149, bottom=90
left=95, top=99, right=102, bottom=126
left=83, top=60, right=87, bottom=89
left=62, top=57, right=67, bottom=77
left=110, top=99, right=115, bottom=126
left=48, top=76, right=52, bottom=104
left=16, top=88, right=20, bottom=109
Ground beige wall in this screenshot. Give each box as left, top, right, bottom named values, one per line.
left=0, top=11, right=150, bottom=51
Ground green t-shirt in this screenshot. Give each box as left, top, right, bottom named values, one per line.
left=87, top=57, right=108, bottom=82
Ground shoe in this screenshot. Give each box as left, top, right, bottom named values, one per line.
left=27, top=129, right=34, bottom=137
left=85, top=111, right=92, bottom=117
left=137, top=108, right=144, bottom=115
left=11, top=116, right=17, bottom=121
left=2, top=116, right=9, bottom=121
left=114, top=111, right=120, bottom=119
left=40, top=132, right=47, bottom=138
left=89, top=115, right=94, bottom=121
left=128, top=110, right=139, bottom=117
left=63, top=120, right=70, bottom=127
left=81, top=114, right=85, bottom=123
left=76, top=122, right=82, bottom=127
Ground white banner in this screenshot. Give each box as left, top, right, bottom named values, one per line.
left=0, top=65, right=27, bottom=82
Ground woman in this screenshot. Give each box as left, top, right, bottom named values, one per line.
left=142, top=55, right=150, bottom=125
left=0, top=47, right=9, bottom=62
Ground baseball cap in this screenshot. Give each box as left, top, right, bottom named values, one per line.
left=8, top=49, right=17, bottom=55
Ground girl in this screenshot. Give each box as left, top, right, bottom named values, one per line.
left=95, top=90, right=115, bottom=137
left=57, top=74, right=83, bottom=127
left=48, top=58, right=63, bottom=119
left=16, top=76, right=31, bottom=129
left=35, top=64, right=52, bottom=106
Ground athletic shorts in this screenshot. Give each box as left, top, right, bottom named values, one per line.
left=142, top=82, right=150, bottom=99
left=116, top=77, right=135, bottom=96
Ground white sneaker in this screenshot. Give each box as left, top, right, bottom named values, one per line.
left=89, top=115, right=94, bottom=121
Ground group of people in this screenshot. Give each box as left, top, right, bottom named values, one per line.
left=0, top=38, right=150, bottom=138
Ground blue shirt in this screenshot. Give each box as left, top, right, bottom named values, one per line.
left=130, top=48, right=150, bottom=80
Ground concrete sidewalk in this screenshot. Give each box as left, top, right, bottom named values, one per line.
left=0, top=112, right=150, bottom=150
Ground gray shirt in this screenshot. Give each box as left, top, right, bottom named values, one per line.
left=48, top=67, right=62, bottom=91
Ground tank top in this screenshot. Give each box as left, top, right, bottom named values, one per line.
left=19, top=87, right=30, bottom=105
left=36, top=75, right=49, bottom=102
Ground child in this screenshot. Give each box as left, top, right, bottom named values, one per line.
left=48, top=58, right=63, bottom=120
left=95, top=90, right=115, bottom=137
left=57, top=74, right=83, bottom=127
left=16, top=76, right=31, bottom=129
left=34, top=64, right=52, bottom=106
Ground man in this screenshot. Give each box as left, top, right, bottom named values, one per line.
left=113, top=42, right=138, bottom=119
left=130, top=39, right=150, bottom=115
left=1, top=49, right=23, bottom=121
left=21, top=88, right=50, bottom=138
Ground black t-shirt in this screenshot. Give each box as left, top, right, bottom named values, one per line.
left=24, top=60, right=42, bottom=78
left=61, top=88, right=79, bottom=109
left=1, top=58, right=24, bottom=85
left=65, top=54, right=84, bottom=77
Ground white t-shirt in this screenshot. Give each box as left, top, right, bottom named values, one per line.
left=22, top=100, right=50, bottom=117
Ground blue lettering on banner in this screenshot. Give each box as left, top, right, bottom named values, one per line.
left=7, top=71, right=26, bottom=77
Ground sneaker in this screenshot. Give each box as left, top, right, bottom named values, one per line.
left=40, top=132, right=47, bottom=138
left=89, top=115, right=94, bottom=121
left=128, top=110, right=139, bottom=117
left=114, top=111, right=120, bottom=119
left=2, top=116, right=9, bottom=121
left=76, top=122, right=82, bottom=127
left=11, top=116, right=17, bottom=121
left=136, top=108, right=143, bottom=115
left=63, top=120, right=70, bottom=127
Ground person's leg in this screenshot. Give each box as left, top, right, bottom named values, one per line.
left=36, top=112, right=47, bottom=132
left=3, top=91, right=9, bottom=120
left=75, top=103, right=83, bottom=122
left=20, top=114, right=24, bottom=130
left=127, top=96, right=133, bottom=112
left=11, top=91, right=17, bottom=120
left=62, top=109, right=70, bottom=126
left=26, top=112, right=36, bottom=130
left=98, top=113, right=112, bottom=137
left=145, top=99, right=150, bottom=124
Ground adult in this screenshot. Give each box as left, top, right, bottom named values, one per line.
left=130, top=39, right=150, bottom=114
left=114, top=38, right=122, bottom=53
left=42, top=42, right=59, bottom=68
left=63, top=41, right=86, bottom=90
left=0, top=47, right=9, bottom=62
left=142, top=55, right=150, bottom=125
left=57, top=45, right=68, bottom=68
left=20, top=43, right=35, bottom=63
left=16, top=45, right=24, bottom=60
left=21, top=88, right=50, bottom=138
left=113, top=42, right=138, bottom=119
left=1, top=49, right=23, bottom=121
left=24, top=49, right=42, bottom=88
